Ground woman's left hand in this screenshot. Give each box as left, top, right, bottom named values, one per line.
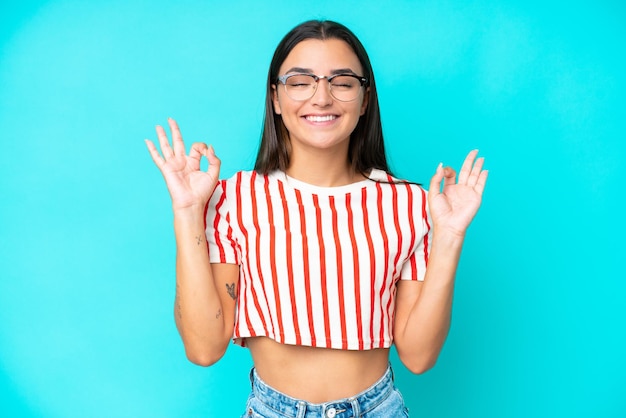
left=428, top=150, right=489, bottom=237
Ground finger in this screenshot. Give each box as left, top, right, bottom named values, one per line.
left=145, top=139, right=165, bottom=168
left=155, top=124, right=174, bottom=159
left=442, top=166, right=456, bottom=188
left=467, top=157, right=485, bottom=187
left=206, top=145, right=221, bottom=176
left=428, top=162, right=444, bottom=196
left=458, top=149, right=479, bottom=184
left=168, top=118, right=186, bottom=156
left=474, top=170, right=489, bottom=195
left=188, top=142, right=209, bottom=170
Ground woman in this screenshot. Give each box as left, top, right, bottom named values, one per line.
left=146, top=20, right=487, bottom=418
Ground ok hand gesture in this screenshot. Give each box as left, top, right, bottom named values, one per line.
left=145, top=118, right=221, bottom=211
left=428, top=150, right=489, bottom=237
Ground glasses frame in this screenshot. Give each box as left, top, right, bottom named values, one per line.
left=276, top=73, right=369, bottom=102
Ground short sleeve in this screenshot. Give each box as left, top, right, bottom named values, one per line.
left=205, top=180, right=239, bottom=264
left=399, top=188, right=432, bottom=282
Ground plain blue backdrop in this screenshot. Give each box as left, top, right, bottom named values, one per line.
left=1, top=0, right=624, bottom=417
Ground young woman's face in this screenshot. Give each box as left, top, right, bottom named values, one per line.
left=272, top=38, right=368, bottom=157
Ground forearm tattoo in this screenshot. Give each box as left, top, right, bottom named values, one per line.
left=195, top=234, right=204, bottom=246
left=226, top=283, right=236, bottom=300
left=216, top=308, right=222, bottom=319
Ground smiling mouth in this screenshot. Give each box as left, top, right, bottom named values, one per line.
left=304, top=115, right=337, bottom=122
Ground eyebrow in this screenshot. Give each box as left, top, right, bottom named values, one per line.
left=284, top=67, right=358, bottom=75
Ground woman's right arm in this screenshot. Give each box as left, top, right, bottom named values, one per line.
left=146, top=118, right=238, bottom=366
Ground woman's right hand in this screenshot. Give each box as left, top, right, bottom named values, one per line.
left=145, top=118, right=221, bottom=211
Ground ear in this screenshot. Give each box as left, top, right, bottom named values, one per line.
left=272, top=84, right=281, bottom=115
left=360, top=87, right=370, bottom=116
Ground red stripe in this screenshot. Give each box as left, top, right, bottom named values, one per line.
left=313, top=195, right=331, bottom=346
left=386, top=177, right=402, bottom=338
left=224, top=212, right=240, bottom=264
left=264, top=175, right=285, bottom=342
left=278, top=182, right=301, bottom=345
left=421, top=187, right=430, bottom=266
left=345, top=193, right=363, bottom=350
left=212, top=184, right=228, bottom=263
left=295, top=189, right=316, bottom=346
left=234, top=173, right=254, bottom=334
left=247, top=172, right=269, bottom=333
left=405, top=183, right=417, bottom=280
left=376, top=182, right=390, bottom=346
left=330, top=196, right=347, bottom=350
left=410, top=250, right=418, bottom=279
left=361, top=187, right=376, bottom=348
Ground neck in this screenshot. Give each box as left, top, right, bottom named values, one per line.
left=286, top=147, right=364, bottom=187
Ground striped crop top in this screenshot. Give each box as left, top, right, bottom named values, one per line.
left=205, top=169, right=431, bottom=350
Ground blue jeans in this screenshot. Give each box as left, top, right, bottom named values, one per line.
left=242, top=365, right=410, bottom=417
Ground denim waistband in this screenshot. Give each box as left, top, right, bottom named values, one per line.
left=249, top=365, right=395, bottom=417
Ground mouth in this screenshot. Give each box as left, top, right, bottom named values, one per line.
left=304, top=115, right=338, bottom=123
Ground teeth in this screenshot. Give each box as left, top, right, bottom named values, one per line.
left=306, top=115, right=336, bottom=122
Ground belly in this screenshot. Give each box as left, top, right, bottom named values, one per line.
left=246, top=336, right=391, bottom=403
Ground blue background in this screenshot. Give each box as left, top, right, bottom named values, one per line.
left=1, top=0, right=624, bottom=416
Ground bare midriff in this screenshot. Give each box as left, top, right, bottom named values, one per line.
left=246, top=336, right=391, bottom=403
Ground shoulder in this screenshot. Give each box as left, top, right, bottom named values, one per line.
left=222, top=170, right=259, bottom=186
left=368, top=169, right=427, bottom=194
left=221, top=170, right=283, bottom=192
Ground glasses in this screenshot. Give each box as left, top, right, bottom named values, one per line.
left=276, top=73, right=368, bottom=102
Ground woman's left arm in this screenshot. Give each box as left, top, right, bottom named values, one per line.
left=393, top=150, right=488, bottom=374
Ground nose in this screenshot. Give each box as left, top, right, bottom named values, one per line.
left=310, top=78, right=333, bottom=106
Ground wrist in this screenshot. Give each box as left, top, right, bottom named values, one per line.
left=431, top=227, right=466, bottom=250
left=173, top=205, right=207, bottom=225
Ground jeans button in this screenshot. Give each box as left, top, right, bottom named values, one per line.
left=326, top=407, right=337, bottom=418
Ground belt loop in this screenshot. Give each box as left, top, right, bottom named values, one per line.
left=296, top=400, right=307, bottom=418
left=351, top=398, right=360, bottom=417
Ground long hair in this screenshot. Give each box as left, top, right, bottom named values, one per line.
left=253, top=20, right=390, bottom=176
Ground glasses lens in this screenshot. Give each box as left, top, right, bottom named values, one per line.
left=284, top=75, right=316, bottom=101
left=329, top=75, right=362, bottom=101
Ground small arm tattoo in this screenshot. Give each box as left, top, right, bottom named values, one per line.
left=226, top=283, right=236, bottom=300
left=216, top=308, right=222, bottom=319
left=195, top=234, right=204, bottom=246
